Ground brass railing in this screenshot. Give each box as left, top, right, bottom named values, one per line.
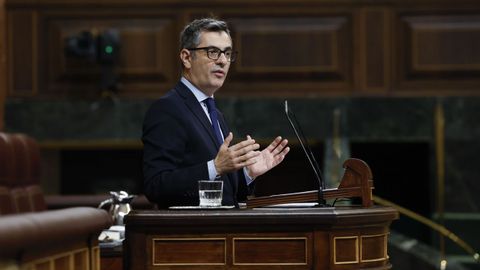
left=373, top=195, right=480, bottom=264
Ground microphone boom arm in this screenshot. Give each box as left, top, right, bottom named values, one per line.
left=284, top=100, right=327, bottom=206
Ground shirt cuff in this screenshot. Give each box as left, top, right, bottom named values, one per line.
left=207, top=160, right=219, bottom=180
left=209, top=160, right=254, bottom=185
left=243, top=168, right=254, bottom=185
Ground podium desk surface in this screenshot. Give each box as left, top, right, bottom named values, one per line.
left=125, top=206, right=398, bottom=227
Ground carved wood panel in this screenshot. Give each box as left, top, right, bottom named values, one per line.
left=0, top=0, right=6, bottom=129
left=7, top=10, right=36, bottom=96
left=225, top=15, right=353, bottom=95
left=4, top=0, right=480, bottom=98
left=357, top=8, right=391, bottom=93
left=395, top=13, right=480, bottom=93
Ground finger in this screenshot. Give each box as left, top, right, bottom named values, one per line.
left=234, top=143, right=260, bottom=160
left=277, top=146, right=290, bottom=158
left=222, top=132, right=233, bottom=148
left=243, top=143, right=260, bottom=154
left=230, top=137, right=256, bottom=152
left=263, top=138, right=277, bottom=153
left=272, top=146, right=290, bottom=164
left=274, top=139, right=289, bottom=154
left=248, top=149, right=261, bottom=158
left=243, top=158, right=257, bottom=167
left=235, top=155, right=258, bottom=168
left=267, top=137, right=285, bottom=153
left=235, top=150, right=260, bottom=163
left=267, top=140, right=288, bottom=160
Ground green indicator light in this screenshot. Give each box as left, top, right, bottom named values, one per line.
left=105, top=46, right=113, bottom=54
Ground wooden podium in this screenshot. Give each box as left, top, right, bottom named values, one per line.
left=123, top=159, right=398, bottom=269
left=124, top=206, right=397, bottom=270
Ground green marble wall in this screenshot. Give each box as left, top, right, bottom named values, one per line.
left=6, top=97, right=479, bottom=209
left=5, top=97, right=439, bottom=142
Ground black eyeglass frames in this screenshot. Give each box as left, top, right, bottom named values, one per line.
left=187, top=46, right=238, bottom=62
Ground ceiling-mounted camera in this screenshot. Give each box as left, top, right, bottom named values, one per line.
left=65, top=29, right=120, bottom=93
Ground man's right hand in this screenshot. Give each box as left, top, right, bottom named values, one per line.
left=214, top=132, right=260, bottom=176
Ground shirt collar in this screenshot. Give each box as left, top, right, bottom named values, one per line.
left=181, top=77, right=212, bottom=103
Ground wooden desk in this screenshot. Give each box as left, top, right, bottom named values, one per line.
left=100, top=243, right=123, bottom=270
left=124, top=206, right=398, bottom=269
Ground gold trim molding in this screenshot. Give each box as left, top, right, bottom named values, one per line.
left=333, top=233, right=389, bottom=265
left=23, top=247, right=90, bottom=270
left=333, top=236, right=359, bottom=264
left=360, top=233, right=389, bottom=263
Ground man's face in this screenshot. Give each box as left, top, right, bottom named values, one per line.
left=181, top=31, right=232, bottom=96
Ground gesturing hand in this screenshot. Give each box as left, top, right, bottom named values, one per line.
left=246, top=136, right=290, bottom=179
left=214, top=133, right=260, bottom=176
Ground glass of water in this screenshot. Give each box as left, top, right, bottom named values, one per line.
left=198, top=180, right=223, bottom=207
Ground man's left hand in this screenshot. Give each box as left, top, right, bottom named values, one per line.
left=246, top=136, right=290, bottom=179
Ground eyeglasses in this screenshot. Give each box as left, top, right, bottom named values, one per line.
left=187, top=46, right=238, bottom=62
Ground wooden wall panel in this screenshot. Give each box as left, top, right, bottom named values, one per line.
left=357, top=8, right=390, bottom=93
left=4, top=0, right=480, bottom=98
left=409, top=16, right=480, bottom=72
left=232, top=17, right=347, bottom=74
left=226, top=16, right=353, bottom=95
left=0, top=0, right=5, bottom=129
left=44, top=14, right=177, bottom=97
left=395, top=13, right=480, bottom=93
left=8, top=10, right=36, bottom=96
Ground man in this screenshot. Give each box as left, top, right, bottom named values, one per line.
left=142, top=18, right=290, bottom=208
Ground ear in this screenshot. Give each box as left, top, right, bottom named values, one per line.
left=180, top=49, right=192, bottom=69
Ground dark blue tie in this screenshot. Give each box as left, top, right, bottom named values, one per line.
left=205, top=98, right=223, bottom=145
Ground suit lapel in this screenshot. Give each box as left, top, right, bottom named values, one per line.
left=175, top=82, right=221, bottom=150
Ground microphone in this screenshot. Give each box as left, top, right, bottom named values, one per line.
left=284, top=100, right=328, bottom=206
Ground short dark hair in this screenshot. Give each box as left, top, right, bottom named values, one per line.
left=180, top=18, right=231, bottom=49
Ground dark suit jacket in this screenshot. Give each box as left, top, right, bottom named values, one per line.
left=142, top=81, right=248, bottom=208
